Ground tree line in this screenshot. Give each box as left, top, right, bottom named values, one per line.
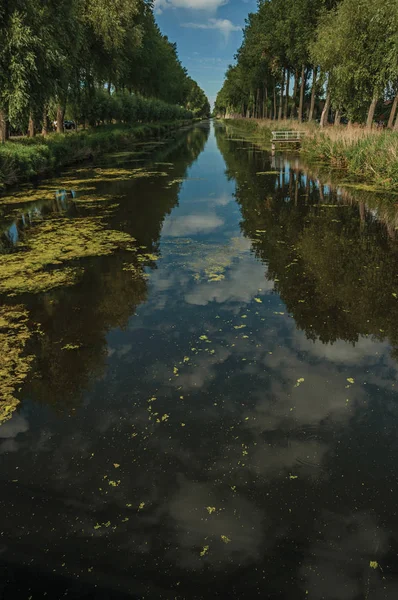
left=215, top=0, right=398, bottom=128
left=0, top=0, right=210, bottom=141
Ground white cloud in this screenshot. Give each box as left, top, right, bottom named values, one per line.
left=295, top=332, right=388, bottom=365
left=181, top=18, right=241, bottom=40
left=185, top=257, right=272, bottom=306
left=155, top=0, right=228, bottom=14
left=161, top=213, right=224, bottom=237
left=0, top=414, right=29, bottom=439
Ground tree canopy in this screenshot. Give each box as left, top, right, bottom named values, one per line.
left=0, top=0, right=210, bottom=139
left=215, top=0, right=398, bottom=128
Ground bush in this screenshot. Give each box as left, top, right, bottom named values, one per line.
left=68, top=90, right=193, bottom=127
left=0, top=117, right=192, bottom=190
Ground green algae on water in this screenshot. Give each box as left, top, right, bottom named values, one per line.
left=0, top=217, right=136, bottom=295
left=0, top=305, right=34, bottom=425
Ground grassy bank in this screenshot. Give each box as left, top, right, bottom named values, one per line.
left=0, top=120, right=192, bottom=191
left=223, top=119, right=398, bottom=190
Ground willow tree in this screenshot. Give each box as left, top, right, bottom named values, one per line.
left=311, top=0, right=398, bottom=127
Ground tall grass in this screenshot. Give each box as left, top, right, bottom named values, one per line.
left=0, top=120, right=191, bottom=190
left=224, top=118, right=398, bottom=190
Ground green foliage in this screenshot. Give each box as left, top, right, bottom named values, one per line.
left=0, top=120, right=191, bottom=189
left=0, top=0, right=209, bottom=135
left=311, top=0, right=398, bottom=120
left=216, top=0, right=398, bottom=126
left=224, top=118, right=398, bottom=189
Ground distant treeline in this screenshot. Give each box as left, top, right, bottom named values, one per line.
left=0, top=0, right=210, bottom=139
left=215, top=0, right=398, bottom=128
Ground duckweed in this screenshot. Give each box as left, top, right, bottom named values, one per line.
left=221, top=535, right=231, bottom=544
left=0, top=217, right=135, bottom=295
left=0, top=305, right=34, bottom=425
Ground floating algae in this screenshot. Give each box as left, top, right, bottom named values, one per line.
left=256, top=171, right=279, bottom=175
left=0, top=216, right=136, bottom=295
left=0, top=305, right=34, bottom=425
left=180, top=237, right=249, bottom=283
left=74, top=193, right=120, bottom=205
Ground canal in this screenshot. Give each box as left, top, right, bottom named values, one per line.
left=1, top=121, right=398, bottom=599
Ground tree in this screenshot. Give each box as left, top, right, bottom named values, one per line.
left=216, top=0, right=398, bottom=128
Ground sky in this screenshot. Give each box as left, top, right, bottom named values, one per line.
left=154, top=0, right=256, bottom=108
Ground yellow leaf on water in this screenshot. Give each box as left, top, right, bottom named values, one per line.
left=138, top=502, right=145, bottom=510
left=221, top=535, right=231, bottom=544
left=206, top=507, right=216, bottom=514
left=347, top=378, right=355, bottom=384
left=200, top=545, right=209, bottom=557
left=254, top=297, right=262, bottom=303
left=369, top=561, right=378, bottom=569
left=108, top=480, right=120, bottom=487
left=113, top=463, right=120, bottom=469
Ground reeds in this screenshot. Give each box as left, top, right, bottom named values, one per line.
left=225, top=118, right=398, bottom=189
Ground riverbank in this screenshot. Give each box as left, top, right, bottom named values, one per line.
left=0, top=120, right=194, bottom=191
left=222, top=119, right=398, bottom=190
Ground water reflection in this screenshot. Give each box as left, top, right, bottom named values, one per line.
left=1, top=121, right=398, bottom=598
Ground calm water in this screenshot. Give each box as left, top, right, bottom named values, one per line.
left=2, top=121, right=398, bottom=599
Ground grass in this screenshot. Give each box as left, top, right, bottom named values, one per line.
left=0, top=120, right=192, bottom=191
left=223, top=118, right=398, bottom=190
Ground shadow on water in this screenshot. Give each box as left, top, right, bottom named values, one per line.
left=3, top=121, right=398, bottom=599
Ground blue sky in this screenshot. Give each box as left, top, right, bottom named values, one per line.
left=154, top=0, right=256, bottom=107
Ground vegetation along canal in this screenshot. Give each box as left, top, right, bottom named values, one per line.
left=2, top=120, right=398, bottom=598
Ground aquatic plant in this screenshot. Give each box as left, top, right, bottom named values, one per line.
left=0, top=122, right=190, bottom=193
left=224, top=119, right=398, bottom=190
left=0, top=216, right=135, bottom=295
left=0, top=305, right=34, bottom=425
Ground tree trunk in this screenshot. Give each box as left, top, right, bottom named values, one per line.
left=308, top=66, right=317, bottom=122
left=387, top=92, right=398, bottom=129
left=28, top=113, right=35, bottom=137
left=334, top=110, right=341, bottom=126
left=264, top=84, right=268, bottom=119
left=42, top=105, right=48, bottom=136
left=57, top=105, right=65, bottom=133
left=256, top=87, right=260, bottom=119
left=291, top=69, right=298, bottom=118
left=366, top=95, right=378, bottom=129
left=273, top=85, right=277, bottom=120
left=298, top=64, right=305, bottom=123
left=278, top=69, right=285, bottom=120
left=107, top=82, right=111, bottom=95
left=395, top=111, right=398, bottom=131
left=284, top=69, right=290, bottom=119
left=0, top=109, right=6, bottom=144
left=320, top=88, right=331, bottom=128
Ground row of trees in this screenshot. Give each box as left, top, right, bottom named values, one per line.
left=215, top=0, right=398, bottom=128
left=0, top=0, right=210, bottom=141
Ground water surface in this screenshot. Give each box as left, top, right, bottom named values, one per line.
left=2, top=121, right=398, bottom=599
